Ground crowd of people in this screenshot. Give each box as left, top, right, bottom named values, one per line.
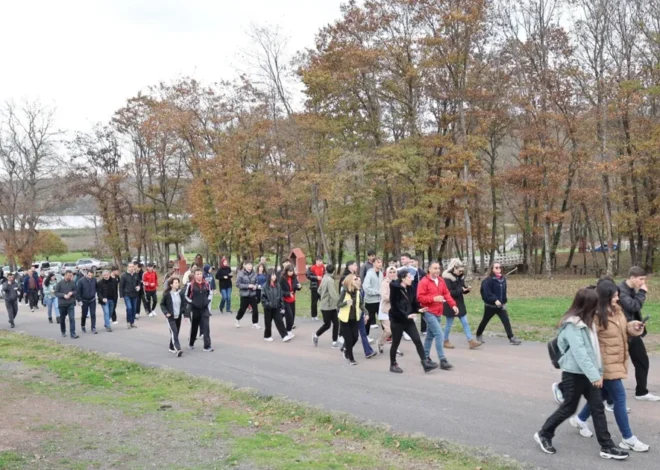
left=3, top=253, right=658, bottom=463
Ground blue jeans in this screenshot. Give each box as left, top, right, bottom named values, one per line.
left=102, top=300, right=115, bottom=328
left=220, top=288, right=232, bottom=312
left=423, top=313, right=446, bottom=360
left=578, top=378, right=632, bottom=439
left=46, top=296, right=59, bottom=319
left=58, top=304, right=76, bottom=336
left=124, top=297, right=137, bottom=325
left=444, top=315, right=473, bottom=341
left=358, top=312, right=374, bottom=356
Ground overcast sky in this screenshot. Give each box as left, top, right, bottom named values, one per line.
left=0, top=0, right=344, bottom=133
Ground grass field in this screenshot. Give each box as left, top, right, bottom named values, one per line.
left=0, top=332, right=522, bottom=470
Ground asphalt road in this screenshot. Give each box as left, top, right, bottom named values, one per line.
left=3, top=301, right=660, bottom=470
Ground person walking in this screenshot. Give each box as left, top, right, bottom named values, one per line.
left=216, top=257, right=233, bottom=314
left=533, top=288, right=628, bottom=460
left=3, top=273, right=20, bottom=328
left=255, top=263, right=267, bottom=305
left=618, top=267, right=659, bottom=402
left=417, top=261, right=455, bottom=370
left=377, top=266, right=403, bottom=358
left=306, top=256, right=325, bottom=322
left=23, top=267, right=40, bottom=312
left=476, top=262, right=522, bottom=345
left=110, top=267, right=120, bottom=324
left=77, top=269, right=98, bottom=334
left=337, top=274, right=365, bottom=365
left=160, top=277, right=187, bottom=357
left=55, top=271, right=78, bottom=339
left=280, top=265, right=301, bottom=333
left=142, top=263, right=158, bottom=317
left=363, top=257, right=383, bottom=337
left=400, top=253, right=426, bottom=336
left=388, top=269, right=438, bottom=374
left=185, top=269, right=213, bottom=352
left=261, top=269, right=292, bottom=342
left=43, top=273, right=59, bottom=324
left=120, top=263, right=140, bottom=329
left=314, top=263, right=339, bottom=347
left=134, top=263, right=145, bottom=319
left=359, top=250, right=376, bottom=282
left=235, top=261, right=260, bottom=329
left=97, top=270, right=116, bottom=332
left=442, top=259, right=482, bottom=349
left=572, top=280, right=649, bottom=453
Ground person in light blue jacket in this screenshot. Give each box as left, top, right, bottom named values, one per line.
left=533, top=288, right=627, bottom=460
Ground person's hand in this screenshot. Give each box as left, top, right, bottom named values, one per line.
left=433, top=295, right=445, bottom=303
left=184, top=317, right=190, bottom=323
left=166, top=313, right=171, bottom=318
left=640, top=283, right=648, bottom=292
left=136, top=286, right=140, bottom=291
left=495, top=300, right=502, bottom=307
left=364, top=315, right=369, bottom=324
left=248, top=284, right=255, bottom=289
left=453, top=306, right=459, bottom=315
left=224, top=276, right=228, bottom=279
left=103, top=298, right=107, bottom=303
left=345, top=299, right=352, bottom=306
left=420, top=307, right=428, bottom=313
left=592, top=378, right=603, bottom=388
left=407, top=313, right=417, bottom=320
left=631, top=320, right=644, bottom=331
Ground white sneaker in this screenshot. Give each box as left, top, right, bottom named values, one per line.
left=112, top=321, right=118, bottom=325
left=619, top=436, right=650, bottom=452
left=312, top=317, right=319, bottom=322
left=372, top=324, right=379, bottom=329
left=367, top=336, right=374, bottom=344
left=338, top=336, right=345, bottom=344
left=569, top=416, right=593, bottom=438
left=235, top=320, right=240, bottom=328
left=252, top=323, right=262, bottom=330
left=635, top=393, right=660, bottom=402
left=605, top=402, right=631, bottom=413
left=552, top=382, right=564, bottom=404
left=264, top=337, right=274, bottom=342
left=283, top=333, right=295, bottom=342
left=403, top=332, right=412, bottom=341
left=331, top=341, right=339, bottom=348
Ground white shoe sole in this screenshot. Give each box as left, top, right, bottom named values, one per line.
left=619, top=441, right=649, bottom=453
left=569, top=417, right=593, bottom=438
left=533, top=433, right=555, bottom=454
left=264, top=337, right=274, bottom=342
left=600, top=451, right=629, bottom=460
left=634, top=395, right=660, bottom=402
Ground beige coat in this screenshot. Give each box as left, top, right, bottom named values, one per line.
left=597, top=306, right=643, bottom=380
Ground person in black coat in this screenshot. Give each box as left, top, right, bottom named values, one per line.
left=476, top=262, right=521, bottom=345
left=160, top=276, right=188, bottom=357
left=389, top=269, right=439, bottom=374
left=442, top=259, right=482, bottom=349
left=215, top=257, right=233, bottom=313
left=262, top=270, right=290, bottom=341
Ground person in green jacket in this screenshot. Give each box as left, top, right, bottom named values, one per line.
left=534, top=288, right=628, bottom=460
left=313, top=264, right=340, bottom=348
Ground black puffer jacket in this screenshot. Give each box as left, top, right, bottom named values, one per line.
left=262, top=281, right=282, bottom=310
left=442, top=271, right=468, bottom=318
left=389, top=280, right=419, bottom=324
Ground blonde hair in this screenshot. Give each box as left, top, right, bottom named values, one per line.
left=343, top=274, right=358, bottom=293
left=444, top=258, right=464, bottom=275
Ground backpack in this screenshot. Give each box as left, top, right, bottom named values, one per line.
left=547, top=334, right=570, bottom=369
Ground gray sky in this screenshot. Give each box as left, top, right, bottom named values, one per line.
left=0, top=0, right=344, bottom=132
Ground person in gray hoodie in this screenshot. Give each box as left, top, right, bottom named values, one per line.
left=362, top=257, right=383, bottom=337
left=235, top=261, right=260, bottom=329
left=313, top=264, right=340, bottom=347
left=55, top=271, right=79, bottom=339
left=534, top=288, right=627, bottom=460
left=3, top=273, right=20, bottom=328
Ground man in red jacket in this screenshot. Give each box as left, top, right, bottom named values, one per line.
left=417, top=261, right=458, bottom=370
left=142, top=264, right=158, bottom=317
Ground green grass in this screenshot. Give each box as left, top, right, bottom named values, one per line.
left=0, top=332, right=521, bottom=470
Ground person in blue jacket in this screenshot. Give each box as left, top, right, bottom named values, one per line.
left=476, top=262, right=521, bottom=345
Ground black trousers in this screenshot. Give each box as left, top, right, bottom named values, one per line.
left=316, top=309, right=339, bottom=341
left=143, top=291, right=157, bottom=313
left=80, top=300, right=97, bottom=329
left=629, top=336, right=649, bottom=397
left=310, top=289, right=319, bottom=318
left=27, top=291, right=39, bottom=309
left=135, top=291, right=143, bottom=314
left=420, top=315, right=427, bottom=333
left=5, top=300, right=18, bottom=323
left=236, top=296, right=259, bottom=324
left=111, top=298, right=117, bottom=322
left=166, top=315, right=182, bottom=351
left=264, top=307, right=287, bottom=339
left=340, top=319, right=359, bottom=361
left=189, top=308, right=211, bottom=349
left=540, top=372, right=614, bottom=448
left=283, top=302, right=296, bottom=332
left=390, top=320, right=426, bottom=365
left=365, top=303, right=379, bottom=335
left=476, top=306, right=514, bottom=339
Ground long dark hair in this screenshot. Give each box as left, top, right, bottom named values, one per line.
left=559, top=288, right=598, bottom=328
left=164, top=276, right=181, bottom=295
left=44, top=273, right=56, bottom=287
left=595, top=280, right=619, bottom=330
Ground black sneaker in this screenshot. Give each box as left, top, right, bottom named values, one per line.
left=177, top=350, right=183, bottom=357
left=203, top=348, right=214, bottom=352
left=81, top=327, right=87, bottom=333
left=422, top=360, right=439, bottom=373
left=366, top=351, right=377, bottom=359
left=61, top=333, right=66, bottom=338
left=10, top=322, right=15, bottom=328
left=92, top=328, right=97, bottom=335
left=49, top=318, right=53, bottom=324
left=440, top=359, right=453, bottom=370
left=425, top=357, right=438, bottom=368
left=349, top=360, right=357, bottom=366
left=56, top=317, right=60, bottom=324
left=390, top=363, right=403, bottom=374
left=534, top=432, right=556, bottom=454
left=600, top=447, right=629, bottom=460
left=510, top=336, right=522, bottom=345
left=106, top=327, right=112, bottom=333
left=71, top=334, right=79, bottom=339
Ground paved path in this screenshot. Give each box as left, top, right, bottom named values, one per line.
left=3, top=302, right=660, bottom=470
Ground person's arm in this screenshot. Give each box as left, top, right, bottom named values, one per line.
left=236, top=272, right=250, bottom=290
left=305, top=267, right=316, bottom=283
left=619, top=288, right=645, bottom=321
left=54, top=282, right=65, bottom=300
left=482, top=279, right=499, bottom=305
left=337, top=287, right=347, bottom=309
left=363, top=271, right=378, bottom=297
left=75, top=281, right=83, bottom=302
left=160, top=293, right=172, bottom=315
left=446, top=278, right=462, bottom=300
left=564, top=325, right=601, bottom=383
left=415, top=278, right=435, bottom=307
left=440, top=281, right=457, bottom=308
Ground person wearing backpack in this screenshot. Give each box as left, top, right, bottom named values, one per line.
left=534, top=288, right=628, bottom=460
left=476, top=262, right=521, bottom=345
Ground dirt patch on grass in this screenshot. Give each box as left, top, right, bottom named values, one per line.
left=0, top=361, right=235, bottom=469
